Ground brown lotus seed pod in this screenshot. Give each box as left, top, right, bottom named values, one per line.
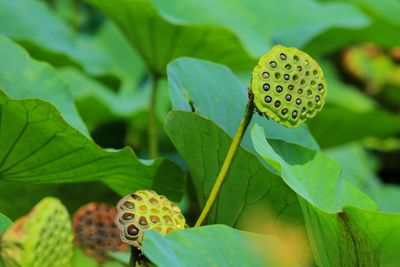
left=115, top=190, right=187, bottom=249
left=251, top=45, right=327, bottom=127
left=0, top=197, right=73, bottom=267
left=72, top=203, right=128, bottom=262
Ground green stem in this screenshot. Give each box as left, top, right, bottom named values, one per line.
left=148, top=76, right=159, bottom=159
left=195, top=98, right=254, bottom=227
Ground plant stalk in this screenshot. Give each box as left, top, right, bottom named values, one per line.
left=195, top=97, right=254, bottom=227
left=148, top=76, right=159, bottom=159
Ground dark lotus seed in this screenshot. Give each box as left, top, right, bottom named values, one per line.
left=275, top=101, right=281, bottom=107
left=311, top=80, right=316, bottom=86
left=276, top=86, right=283, bottom=92
left=301, top=79, right=305, bottom=85
left=123, top=201, right=134, bottom=209
left=275, top=72, right=281, bottom=79
left=265, top=96, right=272, bottom=103
left=285, top=94, right=292, bottom=101
left=122, top=213, right=134, bottom=220
left=131, top=194, right=142, bottom=201
left=285, top=64, right=291, bottom=70
left=284, top=74, right=290, bottom=80
left=304, top=60, right=309, bottom=66
left=263, top=83, right=270, bottom=91
left=305, top=71, right=310, bottom=76
left=313, top=70, right=318, bottom=75
left=298, top=89, right=303, bottom=94
left=315, top=95, right=320, bottom=102
left=270, top=61, right=277, bottom=68
left=297, top=66, right=302, bottom=72
left=294, top=55, right=299, bottom=61
left=288, top=85, right=294, bottom=90
left=318, top=83, right=324, bottom=91
left=292, top=110, right=298, bottom=119
left=282, top=109, right=288, bottom=115
left=296, top=98, right=302, bottom=105
left=308, top=101, right=313, bottom=107
left=302, top=107, right=307, bottom=113
left=262, top=72, right=270, bottom=79
left=307, top=89, right=312, bottom=96
left=280, top=53, right=287, bottom=60
left=139, top=216, right=148, bottom=226
left=293, top=75, right=298, bottom=81
left=127, top=225, right=139, bottom=236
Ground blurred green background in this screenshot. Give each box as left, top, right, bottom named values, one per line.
left=0, top=0, right=400, bottom=265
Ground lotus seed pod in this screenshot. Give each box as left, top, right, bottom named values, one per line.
left=0, top=197, right=73, bottom=267
left=72, top=203, right=128, bottom=262
left=251, top=45, right=327, bottom=127
left=115, top=190, right=187, bottom=249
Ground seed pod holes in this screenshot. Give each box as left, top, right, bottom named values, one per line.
left=251, top=45, right=327, bottom=127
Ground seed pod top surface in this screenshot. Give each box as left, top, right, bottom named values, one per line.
left=72, top=203, right=128, bottom=262
left=1, top=197, right=73, bottom=267
left=115, top=190, right=186, bottom=249
left=251, top=45, right=327, bottom=128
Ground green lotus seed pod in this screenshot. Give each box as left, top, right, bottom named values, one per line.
left=115, top=190, right=187, bottom=249
left=251, top=45, right=327, bottom=127
left=0, top=197, right=73, bottom=267
left=72, top=203, right=127, bottom=262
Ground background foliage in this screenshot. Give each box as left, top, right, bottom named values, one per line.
left=0, top=0, right=400, bottom=266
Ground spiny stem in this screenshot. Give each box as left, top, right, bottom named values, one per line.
left=195, top=97, right=254, bottom=227
left=148, top=76, right=159, bottom=159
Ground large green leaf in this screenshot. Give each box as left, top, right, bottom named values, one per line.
left=168, top=58, right=318, bottom=151
left=0, top=35, right=88, bottom=136
left=305, top=20, right=400, bottom=56
left=87, top=0, right=255, bottom=74
left=0, top=212, right=12, bottom=234
left=142, top=225, right=296, bottom=267
left=165, top=111, right=303, bottom=227
left=153, top=0, right=369, bottom=53
left=251, top=125, right=400, bottom=267
left=326, top=144, right=400, bottom=213
left=0, top=91, right=184, bottom=200
left=0, top=0, right=145, bottom=92
left=58, top=67, right=150, bottom=130
left=0, top=37, right=184, bottom=201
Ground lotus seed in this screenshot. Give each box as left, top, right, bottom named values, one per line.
left=262, top=72, right=270, bottom=78
left=263, top=83, right=270, bottom=91
left=318, top=83, right=324, bottom=91
left=284, top=74, right=290, bottom=80
left=285, top=64, right=291, bottom=70
left=292, top=110, right=298, bottom=119
left=276, top=85, right=283, bottom=92
left=280, top=53, right=287, bottom=60
left=315, top=95, right=320, bottom=102
left=285, top=94, right=292, bottom=101
left=265, top=96, right=272, bottom=103
left=298, top=89, right=303, bottom=94
left=275, top=101, right=281, bottom=107
left=288, top=85, right=294, bottom=90
left=270, top=61, right=277, bottom=68
left=296, top=98, right=302, bottom=105
left=297, top=66, right=302, bottom=71
left=282, top=109, right=288, bottom=115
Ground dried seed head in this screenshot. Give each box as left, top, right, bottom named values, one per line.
left=72, top=203, right=128, bottom=262
left=0, top=197, right=73, bottom=267
left=115, top=190, right=187, bottom=249
left=250, top=45, right=327, bottom=127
